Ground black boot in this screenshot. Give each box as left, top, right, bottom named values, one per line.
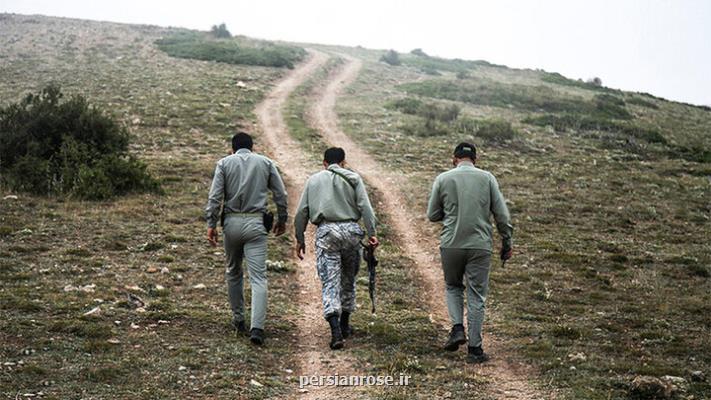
left=232, top=318, right=249, bottom=336
left=340, top=311, right=352, bottom=338
left=250, top=328, right=264, bottom=345
left=327, top=315, right=344, bottom=350
left=466, top=346, right=489, bottom=364
left=443, top=324, right=467, bottom=351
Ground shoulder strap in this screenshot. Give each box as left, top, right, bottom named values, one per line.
left=330, top=169, right=357, bottom=190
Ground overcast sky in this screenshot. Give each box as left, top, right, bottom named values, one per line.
left=3, top=0, right=710, bottom=105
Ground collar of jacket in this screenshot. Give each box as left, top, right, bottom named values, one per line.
left=327, top=164, right=342, bottom=171
left=236, top=148, right=252, bottom=154
left=456, top=160, right=475, bottom=169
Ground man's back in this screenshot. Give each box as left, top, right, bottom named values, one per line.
left=205, top=148, right=287, bottom=229
left=294, top=164, right=376, bottom=245
left=427, top=162, right=512, bottom=250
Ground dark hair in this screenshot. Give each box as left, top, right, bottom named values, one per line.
left=453, top=142, right=476, bottom=161
left=324, top=147, right=346, bottom=165
left=232, top=132, right=253, bottom=151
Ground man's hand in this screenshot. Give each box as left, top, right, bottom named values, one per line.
left=272, top=222, right=286, bottom=236
left=500, top=244, right=512, bottom=261
left=295, top=242, right=306, bottom=260
left=368, top=236, right=380, bottom=249
left=207, top=228, right=219, bottom=247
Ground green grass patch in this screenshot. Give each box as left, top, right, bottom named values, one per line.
left=155, top=30, right=306, bottom=69
left=399, top=78, right=630, bottom=117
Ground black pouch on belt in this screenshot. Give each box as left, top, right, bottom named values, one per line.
left=262, top=210, right=274, bottom=232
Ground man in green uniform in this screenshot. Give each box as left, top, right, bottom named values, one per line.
left=427, top=142, right=513, bottom=363
left=205, top=132, right=288, bottom=345
left=294, top=147, right=378, bottom=350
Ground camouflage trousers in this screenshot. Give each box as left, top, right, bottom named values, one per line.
left=315, top=221, right=364, bottom=319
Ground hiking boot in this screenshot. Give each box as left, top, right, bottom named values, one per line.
left=327, top=315, right=344, bottom=350
left=232, top=319, right=249, bottom=336
left=443, top=324, right=467, bottom=351
left=466, top=346, right=490, bottom=364
left=250, top=328, right=265, bottom=346
left=340, top=311, right=352, bottom=339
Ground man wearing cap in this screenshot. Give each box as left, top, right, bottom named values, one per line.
left=294, top=147, right=379, bottom=350
left=427, top=142, right=513, bottom=363
left=205, top=132, right=288, bottom=346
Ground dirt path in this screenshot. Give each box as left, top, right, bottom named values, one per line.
left=308, top=54, right=555, bottom=400
left=255, top=51, right=365, bottom=399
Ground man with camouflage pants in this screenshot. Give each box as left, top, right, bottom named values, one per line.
left=205, top=132, right=288, bottom=346
left=427, top=142, right=513, bottom=363
left=294, top=147, right=378, bottom=350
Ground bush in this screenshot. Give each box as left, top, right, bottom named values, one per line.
left=380, top=50, right=401, bottom=66
left=156, top=31, right=306, bottom=69
left=400, top=78, right=594, bottom=114
left=410, top=48, right=428, bottom=57
left=524, top=114, right=667, bottom=144
left=0, top=85, right=160, bottom=199
left=210, top=23, right=231, bottom=38
left=476, top=119, right=517, bottom=142
left=541, top=72, right=612, bottom=92
left=387, top=97, right=459, bottom=122
left=594, top=94, right=632, bottom=119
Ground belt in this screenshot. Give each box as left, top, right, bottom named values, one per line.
left=319, top=219, right=358, bottom=225
left=224, top=212, right=262, bottom=218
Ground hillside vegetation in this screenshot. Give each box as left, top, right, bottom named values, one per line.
left=1, top=13, right=710, bottom=400
left=325, top=46, right=711, bottom=399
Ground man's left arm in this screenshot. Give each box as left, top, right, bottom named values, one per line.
left=355, top=176, right=377, bottom=240
left=268, top=161, right=289, bottom=227
left=490, top=174, right=513, bottom=258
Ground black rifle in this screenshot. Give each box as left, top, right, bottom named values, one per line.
left=361, top=242, right=379, bottom=313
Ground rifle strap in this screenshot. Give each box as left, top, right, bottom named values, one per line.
left=330, top=169, right=357, bottom=190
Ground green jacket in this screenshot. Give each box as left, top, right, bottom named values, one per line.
left=294, top=164, right=377, bottom=244
left=205, top=149, right=288, bottom=229
left=427, top=161, right=512, bottom=250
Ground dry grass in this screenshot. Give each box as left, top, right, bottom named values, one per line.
left=330, top=47, right=711, bottom=399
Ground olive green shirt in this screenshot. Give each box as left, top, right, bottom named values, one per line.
left=294, top=164, right=377, bottom=244
left=427, top=161, right=513, bottom=250
left=205, top=149, right=288, bottom=229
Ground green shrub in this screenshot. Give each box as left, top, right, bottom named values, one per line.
left=410, top=48, right=428, bottom=57
left=594, top=94, right=632, bottom=119
left=0, top=85, right=160, bottom=199
left=402, top=54, right=501, bottom=73
left=380, top=50, right=401, bottom=66
left=541, top=72, right=612, bottom=92
left=625, top=96, right=659, bottom=109
left=210, top=23, right=231, bottom=38
left=387, top=97, right=460, bottom=125
left=387, top=98, right=424, bottom=115
left=400, top=79, right=592, bottom=114
left=476, top=119, right=517, bottom=142
left=524, top=114, right=666, bottom=144
left=156, top=31, right=306, bottom=69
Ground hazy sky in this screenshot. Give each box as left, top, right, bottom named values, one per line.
left=3, top=0, right=710, bottom=105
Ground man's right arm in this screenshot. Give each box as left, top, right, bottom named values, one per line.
left=427, top=177, right=444, bottom=222
left=489, top=174, right=513, bottom=249
left=293, top=181, right=310, bottom=245
left=205, top=160, right=224, bottom=229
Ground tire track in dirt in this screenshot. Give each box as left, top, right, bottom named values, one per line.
left=307, top=53, right=557, bottom=400
left=255, top=51, right=365, bottom=399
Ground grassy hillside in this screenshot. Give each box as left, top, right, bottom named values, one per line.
left=0, top=14, right=300, bottom=399
left=318, top=46, right=711, bottom=399
left=2, top=13, right=710, bottom=400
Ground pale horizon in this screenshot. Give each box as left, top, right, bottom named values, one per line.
left=2, top=0, right=710, bottom=106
